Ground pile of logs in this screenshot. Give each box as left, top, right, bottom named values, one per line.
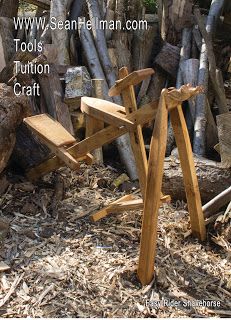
left=0, top=0, right=230, bottom=207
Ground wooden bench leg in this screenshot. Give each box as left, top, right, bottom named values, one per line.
left=170, top=105, right=206, bottom=241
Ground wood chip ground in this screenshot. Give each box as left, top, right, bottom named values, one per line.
left=0, top=164, right=230, bottom=317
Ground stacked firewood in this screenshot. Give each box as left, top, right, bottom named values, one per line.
left=0, top=0, right=230, bottom=203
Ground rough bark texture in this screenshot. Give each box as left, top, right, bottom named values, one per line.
left=193, top=0, right=226, bottom=156
left=154, top=42, right=180, bottom=78
left=132, top=25, right=158, bottom=71
left=50, top=0, right=70, bottom=65
left=38, top=64, right=74, bottom=135
left=0, top=18, right=15, bottom=73
left=163, top=156, right=231, bottom=204
left=10, top=124, right=51, bottom=171
left=162, top=0, right=193, bottom=44
left=0, top=0, right=19, bottom=18
left=0, top=84, right=30, bottom=174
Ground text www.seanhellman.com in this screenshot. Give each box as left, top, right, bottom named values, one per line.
left=13, top=16, right=148, bottom=32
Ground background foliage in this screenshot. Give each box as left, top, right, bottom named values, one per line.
left=144, top=0, right=157, bottom=13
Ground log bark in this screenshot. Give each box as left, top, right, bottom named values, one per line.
left=11, top=124, right=51, bottom=171
left=205, top=98, right=218, bottom=155
left=132, top=25, right=158, bottom=71
left=69, top=0, right=84, bottom=29
left=154, top=42, right=180, bottom=78
left=216, top=113, right=231, bottom=168
left=176, top=28, right=192, bottom=88
left=110, top=32, right=132, bottom=72
left=167, top=28, right=192, bottom=156
left=78, top=23, right=111, bottom=100
left=163, top=156, right=231, bottom=204
left=0, top=0, right=19, bottom=18
left=194, top=8, right=228, bottom=114
left=79, top=10, right=138, bottom=180
left=23, top=0, right=50, bottom=10
left=0, top=84, right=30, bottom=174
left=193, top=0, right=226, bottom=156
left=86, top=0, right=120, bottom=102
left=90, top=78, right=104, bottom=164
left=38, top=63, right=74, bottom=134
left=105, top=0, right=115, bottom=40
left=203, top=186, right=231, bottom=218
left=182, top=58, right=199, bottom=122
left=0, top=51, right=37, bottom=84
left=0, top=18, right=15, bottom=74
left=50, top=0, right=70, bottom=65
left=161, top=0, right=193, bottom=44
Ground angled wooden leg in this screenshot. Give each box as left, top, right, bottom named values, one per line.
left=137, top=92, right=169, bottom=285
left=119, top=67, right=148, bottom=197
left=170, top=105, right=206, bottom=241
left=90, top=195, right=134, bottom=222
left=91, top=195, right=171, bottom=222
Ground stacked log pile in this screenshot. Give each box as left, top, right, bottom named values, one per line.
left=0, top=0, right=230, bottom=205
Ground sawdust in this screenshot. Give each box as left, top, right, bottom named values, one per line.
left=0, top=164, right=230, bottom=317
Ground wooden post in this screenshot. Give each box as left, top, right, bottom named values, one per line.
left=137, top=91, right=168, bottom=285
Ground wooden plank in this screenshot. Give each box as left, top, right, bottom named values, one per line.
left=119, top=67, right=148, bottom=197
left=109, top=68, right=155, bottom=96
left=216, top=113, right=231, bottom=168
left=170, top=105, right=206, bottom=241
left=81, top=97, right=134, bottom=129
left=90, top=195, right=134, bottom=222
left=24, top=114, right=76, bottom=147
left=137, top=92, right=169, bottom=286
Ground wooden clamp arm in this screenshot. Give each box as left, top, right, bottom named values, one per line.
left=109, top=68, right=155, bottom=96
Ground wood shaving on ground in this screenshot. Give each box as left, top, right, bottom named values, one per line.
left=0, top=164, right=230, bottom=317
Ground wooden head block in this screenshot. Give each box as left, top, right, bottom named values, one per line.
left=109, top=68, right=155, bottom=96
left=81, top=97, right=126, bottom=114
